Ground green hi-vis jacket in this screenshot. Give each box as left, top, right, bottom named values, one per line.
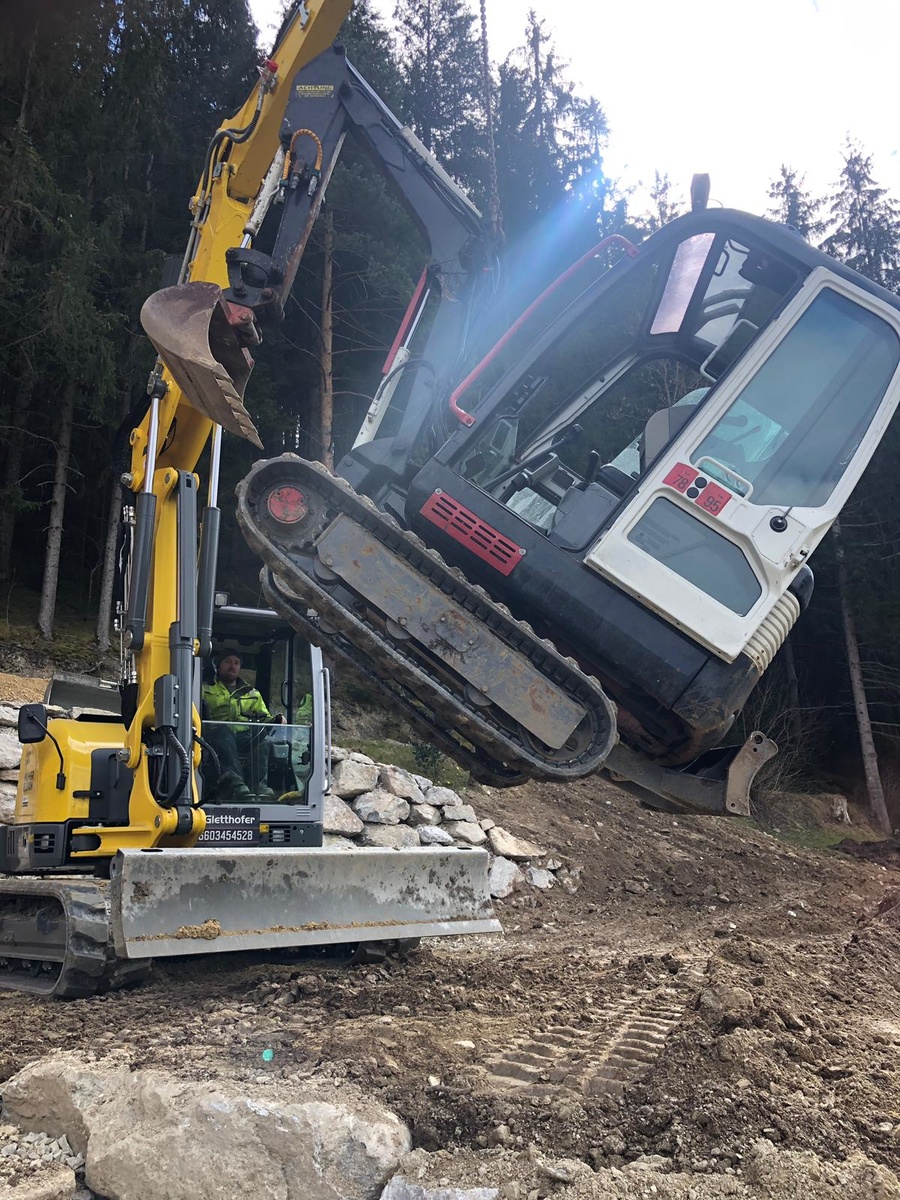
left=202, top=677, right=271, bottom=723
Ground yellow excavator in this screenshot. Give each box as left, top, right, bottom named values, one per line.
left=0, top=0, right=501, bottom=998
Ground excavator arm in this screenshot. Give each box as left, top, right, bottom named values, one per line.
left=120, top=2, right=502, bottom=849
left=115, top=0, right=354, bottom=848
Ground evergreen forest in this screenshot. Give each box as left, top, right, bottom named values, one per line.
left=3, top=0, right=900, bottom=812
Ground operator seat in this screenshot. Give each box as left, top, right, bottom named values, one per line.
left=639, top=400, right=702, bottom=473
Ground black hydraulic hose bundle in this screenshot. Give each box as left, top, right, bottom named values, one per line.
left=160, top=727, right=192, bottom=808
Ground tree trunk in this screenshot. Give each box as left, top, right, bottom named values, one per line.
left=780, top=635, right=803, bottom=744
left=95, top=478, right=122, bottom=651
left=319, top=206, right=335, bottom=471
left=38, top=383, right=76, bottom=640
left=833, top=519, right=891, bottom=834
left=0, top=373, right=33, bottom=580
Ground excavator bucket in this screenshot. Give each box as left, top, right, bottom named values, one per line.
left=108, top=846, right=500, bottom=960
left=140, top=282, right=263, bottom=448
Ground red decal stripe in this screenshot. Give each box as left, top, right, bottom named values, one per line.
left=420, top=492, right=523, bottom=576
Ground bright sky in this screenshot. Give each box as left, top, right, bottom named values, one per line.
left=249, top=0, right=900, bottom=218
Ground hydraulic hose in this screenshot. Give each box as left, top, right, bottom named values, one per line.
left=196, top=733, right=221, bottom=778
left=160, top=727, right=192, bottom=808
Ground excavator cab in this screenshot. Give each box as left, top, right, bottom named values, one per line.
left=237, top=208, right=900, bottom=797
left=198, top=603, right=328, bottom=846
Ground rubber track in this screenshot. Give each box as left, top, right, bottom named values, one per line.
left=485, top=960, right=707, bottom=1098
left=262, top=569, right=524, bottom=788
left=238, top=457, right=617, bottom=785
left=0, top=877, right=150, bottom=999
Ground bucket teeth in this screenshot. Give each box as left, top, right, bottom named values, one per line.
left=141, top=282, right=263, bottom=448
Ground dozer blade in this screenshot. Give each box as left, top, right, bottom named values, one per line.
left=140, top=282, right=263, bottom=448
left=108, top=846, right=500, bottom=959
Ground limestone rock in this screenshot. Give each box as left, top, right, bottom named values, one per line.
left=0, top=769, right=19, bottom=782
left=556, top=865, right=582, bottom=895
left=378, top=766, right=425, bottom=803
left=411, top=774, right=433, bottom=793
left=382, top=1179, right=499, bottom=1200
left=442, top=821, right=486, bottom=847
left=478, top=818, right=495, bottom=831
left=418, top=826, right=455, bottom=847
left=424, top=786, right=461, bottom=808
left=323, top=792, right=365, bottom=837
left=441, top=804, right=477, bottom=824
left=4, top=1055, right=411, bottom=1200
left=698, top=983, right=755, bottom=1029
left=407, top=803, right=441, bottom=827
left=359, top=825, right=419, bottom=850
left=352, top=790, right=410, bottom=826
left=322, top=834, right=357, bottom=851
left=348, top=751, right=376, bottom=764
left=524, top=866, right=554, bottom=890
left=488, top=857, right=525, bottom=898
left=0, top=784, right=16, bottom=824
left=486, top=827, right=545, bottom=861
left=330, top=744, right=349, bottom=761
left=0, top=728, right=21, bottom=772
left=0, top=705, right=20, bottom=728
left=3, top=1056, right=117, bottom=1154
left=331, top=758, right=379, bottom=799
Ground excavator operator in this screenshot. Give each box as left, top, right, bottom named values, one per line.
left=203, top=650, right=278, bottom=724
left=201, top=650, right=284, bottom=802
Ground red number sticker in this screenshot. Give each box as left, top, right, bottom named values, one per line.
left=663, top=463, right=698, bottom=493
left=695, top=482, right=731, bottom=516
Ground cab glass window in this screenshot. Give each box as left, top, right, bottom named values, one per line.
left=628, top=498, right=762, bottom=615
left=691, top=289, right=900, bottom=507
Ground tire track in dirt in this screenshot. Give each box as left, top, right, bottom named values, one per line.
left=485, top=959, right=708, bottom=1099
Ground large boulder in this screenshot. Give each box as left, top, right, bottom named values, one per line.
left=0, top=728, right=21, bottom=772
left=417, top=826, right=454, bottom=847
left=0, top=705, right=20, bottom=728
left=358, top=825, right=419, bottom=850
left=352, top=791, right=410, bottom=826
left=486, top=827, right=545, bottom=861
left=377, top=767, right=424, bottom=804
left=3, top=1055, right=411, bottom=1200
left=441, top=804, right=477, bottom=824
left=0, top=783, right=17, bottom=824
left=406, top=803, right=441, bottom=828
left=423, top=787, right=461, bottom=809
left=442, top=821, right=486, bottom=847
left=488, top=857, right=525, bottom=899
left=331, top=759, right=380, bottom=799
left=323, top=793, right=365, bottom=837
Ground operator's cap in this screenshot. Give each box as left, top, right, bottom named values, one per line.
left=217, top=647, right=242, bottom=665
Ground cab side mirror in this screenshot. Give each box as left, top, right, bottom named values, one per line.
left=18, top=703, right=48, bottom=744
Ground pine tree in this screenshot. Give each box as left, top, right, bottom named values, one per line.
left=767, top=165, right=825, bottom=242
left=643, top=171, right=684, bottom=234
left=823, top=141, right=900, bottom=289
left=392, top=0, right=486, bottom=190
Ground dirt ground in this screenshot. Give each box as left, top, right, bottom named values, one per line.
left=0, top=767, right=898, bottom=1197
left=0, top=673, right=47, bottom=705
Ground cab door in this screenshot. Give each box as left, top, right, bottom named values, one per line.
left=585, top=268, right=900, bottom=662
